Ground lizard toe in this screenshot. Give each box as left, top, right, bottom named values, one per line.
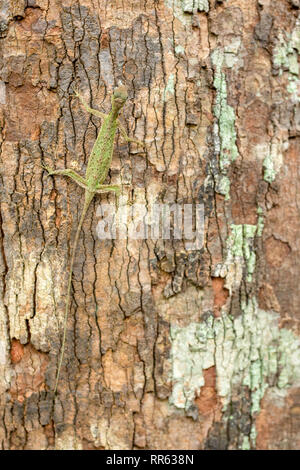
left=41, top=164, right=54, bottom=175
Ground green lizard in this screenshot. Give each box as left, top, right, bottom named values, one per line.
left=43, top=85, right=144, bottom=393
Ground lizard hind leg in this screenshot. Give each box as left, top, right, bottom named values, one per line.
left=42, top=166, right=88, bottom=190
left=95, top=184, right=121, bottom=208
left=95, top=184, right=121, bottom=193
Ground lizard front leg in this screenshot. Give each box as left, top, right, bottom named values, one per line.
left=74, top=90, right=107, bottom=119
left=117, top=121, right=145, bottom=149
left=42, top=165, right=88, bottom=190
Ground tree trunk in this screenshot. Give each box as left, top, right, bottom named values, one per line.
left=0, top=0, right=299, bottom=450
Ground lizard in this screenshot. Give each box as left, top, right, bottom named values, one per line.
left=42, top=85, right=144, bottom=394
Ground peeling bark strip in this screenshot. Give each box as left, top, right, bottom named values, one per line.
left=0, top=0, right=299, bottom=450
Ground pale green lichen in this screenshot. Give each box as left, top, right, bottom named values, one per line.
left=241, top=436, right=251, bottom=451
left=256, top=207, right=264, bottom=237
left=170, top=206, right=299, bottom=448
left=242, top=225, right=257, bottom=281
left=263, top=17, right=300, bottom=183
left=216, top=175, right=231, bottom=199
left=211, top=49, right=239, bottom=199
left=273, top=16, right=300, bottom=103
left=163, top=74, right=175, bottom=101
left=165, top=0, right=210, bottom=17
left=250, top=425, right=257, bottom=446
left=213, top=221, right=264, bottom=291
left=170, top=297, right=300, bottom=417
left=263, top=139, right=284, bottom=183
left=214, top=223, right=259, bottom=288
left=213, top=71, right=239, bottom=171
left=181, top=0, right=209, bottom=13
left=175, top=45, right=185, bottom=56
left=164, top=0, right=192, bottom=25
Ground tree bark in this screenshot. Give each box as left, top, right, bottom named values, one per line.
left=0, top=0, right=299, bottom=450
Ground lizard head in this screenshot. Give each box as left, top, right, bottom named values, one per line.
left=112, top=85, right=128, bottom=111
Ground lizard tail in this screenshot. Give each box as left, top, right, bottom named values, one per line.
left=54, top=192, right=94, bottom=394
